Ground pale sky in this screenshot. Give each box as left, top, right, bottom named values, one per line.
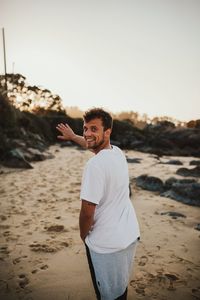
left=0, top=0, right=200, bottom=121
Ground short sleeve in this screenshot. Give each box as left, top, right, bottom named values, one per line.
left=80, top=161, right=104, bottom=205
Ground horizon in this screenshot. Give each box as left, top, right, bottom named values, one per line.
left=0, top=0, right=200, bottom=122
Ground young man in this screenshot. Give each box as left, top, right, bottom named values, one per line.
left=56, top=108, right=140, bottom=300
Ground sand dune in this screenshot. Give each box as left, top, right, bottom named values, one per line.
left=0, top=146, right=200, bottom=300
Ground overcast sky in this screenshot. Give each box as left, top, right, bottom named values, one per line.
left=0, top=0, right=200, bottom=121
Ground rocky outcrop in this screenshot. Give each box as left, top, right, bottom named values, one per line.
left=111, top=120, right=200, bottom=157
left=134, top=175, right=200, bottom=207
left=0, top=91, right=55, bottom=168
left=2, top=149, right=33, bottom=169
left=136, top=123, right=200, bottom=157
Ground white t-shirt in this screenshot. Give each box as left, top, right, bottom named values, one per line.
left=80, top=145, right=140, bottom=254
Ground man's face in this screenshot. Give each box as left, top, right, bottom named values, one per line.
left=83, top=118, right=110, bottom=153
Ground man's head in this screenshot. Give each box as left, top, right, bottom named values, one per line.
left=83, top=108, right=113, bottom=131
left=83, top=108, right=113, bottom=154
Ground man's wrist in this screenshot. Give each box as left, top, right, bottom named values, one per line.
left=71, top=134, right=79, bottom=142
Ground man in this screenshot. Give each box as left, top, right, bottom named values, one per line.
left=56, top=108, right=140, bottom=300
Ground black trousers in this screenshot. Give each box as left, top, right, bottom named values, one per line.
left=85, top=244, right=128, bottom=300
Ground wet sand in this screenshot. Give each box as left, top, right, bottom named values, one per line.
left=0, top=145, right=200, bottom=300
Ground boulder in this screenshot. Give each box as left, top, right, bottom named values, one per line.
left=136, top=175, right=164, bottom=192
left=160, top=211, right=186, bottom=219
left=194, top=224, right=200, bottom=231
left=24, top=148, right=54, bottom=161
left=176, top=166, right=200, bottom=177
left=189, top=160, right=200, bottom=166
left=164, top=177, right=196, bottom=190
left=161, top=182, right=200, bottom=206
left=159, top=159, right=183, bottom=165
left=126, top=157, right=142, bottom=164
left=2, top=148, right=33, bottom=169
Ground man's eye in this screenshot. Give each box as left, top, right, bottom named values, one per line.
left=91, top=127, right=97, bottom=132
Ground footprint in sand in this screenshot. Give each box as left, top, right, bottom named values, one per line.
left=130, top=280, right=146, bottom=296
left=0, top=215, right=7, bottom=221
left=138, top=256, right=148, bottom=266
left=29, top=238, right=71, bottom=253
left=45, top=224, right=65, bottom=232
left=13, top=255, right=28, bottom=265
left=165, top=273, right=179, bottom=290
left=40, top=264, right=49, bottom=270
left=29, top=242, right=58, bottom=253
left=0, top=245, right=10, bottom=255
left=18, top=274, right=29, bottom=289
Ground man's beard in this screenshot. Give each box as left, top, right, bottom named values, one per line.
left=86, top=137, right=105, bottom=151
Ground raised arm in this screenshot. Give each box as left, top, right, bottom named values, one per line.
left=56, top=123, right=86, bottom=148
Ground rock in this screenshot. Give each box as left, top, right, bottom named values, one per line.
left=141, top=126, right=200, bottom=157
left=126, top=157, right=142, bottom=163
left=160, top=160, right=183, bottom=165
left=110, top=140, right=121, bottom=147
left=176, top=166, right=200, bottom=177
left=60, top=141, right=74, bottom=147
left=194, top=224, right=200, bottom=231
left=136, top=175, right=164, bottom=192
left=189, top=160, right=200, bottom=166
left=2, top=149, right=33, bottom=169
left=130, top=140, right=145, bottom=148
left=164, top=177, right=197, bottom=190
left=160, top=211, right=186, bottom=219
left=161, top=182, right=200, bottom=206
left=24, top=148, right=54, bottom=161
left=24, top=147, right=46, bottom=161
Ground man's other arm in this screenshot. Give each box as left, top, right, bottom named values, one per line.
left=79, top=200, right=96, bottom=242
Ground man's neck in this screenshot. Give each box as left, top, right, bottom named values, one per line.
left=93, top=141, right=111, bottom=154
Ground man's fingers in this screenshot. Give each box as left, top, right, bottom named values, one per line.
left=57, top=135, right=65, bottom=140
left=56, top=123, right=69, bottom=131
left=57, top=123, right=66, bottom=129
left=56, top=127, right=64, bottom=133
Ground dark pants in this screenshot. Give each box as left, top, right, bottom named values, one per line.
left=85, top=244, right=128, bottom=300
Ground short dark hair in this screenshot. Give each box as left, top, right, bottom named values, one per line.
left=83, top=108, right=113, bottom=131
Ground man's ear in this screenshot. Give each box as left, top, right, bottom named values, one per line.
left=105, top=128, right=112, bottom=137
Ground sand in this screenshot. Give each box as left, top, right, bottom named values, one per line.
left=0, top=145, right=200, bottom=300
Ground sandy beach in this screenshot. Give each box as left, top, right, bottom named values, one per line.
left=0, top=145, right=200, bottom=300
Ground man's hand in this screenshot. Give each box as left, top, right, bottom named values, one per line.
left=56, top=123, right=76, bottom=141
left=56, top=123, right=87, bottom=148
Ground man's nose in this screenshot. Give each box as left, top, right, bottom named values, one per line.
left=84, top=129, right=92, bottom=136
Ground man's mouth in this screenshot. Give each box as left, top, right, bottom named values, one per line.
left=86, top=138, right=95, bottom=142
